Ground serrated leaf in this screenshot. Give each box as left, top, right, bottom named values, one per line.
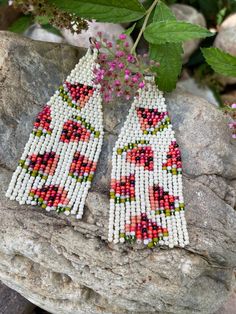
left=153, top=1, right=176, bottom=22
left=201, top=47, right=236, bottom=77
left=48, top=0, right=146, bottom=23
left=8, top=15, right=33, bottom=33
left=150, top=43, right=183, bottom=92
left=144, top=20, right=213, bottom=44
left=123, top=23, right=136, bottom=35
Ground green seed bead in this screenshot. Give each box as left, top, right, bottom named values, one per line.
left=117, top=148, right=123, bottom=155
left=36, top=130, right=42, bottom=137
left=95, top=131, right=100, bottom=138
left=125, top=235, right=130, bottom=242
left=130, top=235, right=136, bottom=243
left=88, top=174, right=93, bottom=182
left=41, top=204, right=46, bottom=209
left=119, top=233, right=125, bottom=238
left=165, top=210, right=170, bottom=216
left=147, top=241, right=154, bottom=248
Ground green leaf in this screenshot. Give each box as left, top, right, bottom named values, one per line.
left=153, top=1, right=175, bottom=22
left=201, top=47, right=236, bottom=77
left=216, top=7, right=227, bottom=26
left=34, top=15, right=51, bottom=25
left=0, top=0, right=8, bottom=6
left=150, top=43, right=183, bottom=92
left=48, top=0, right=146, bottom=23
left=149, top=2, right=183, bottom=91
left=144, top=20, right=213, bottom=44
left=123, top=23, right=136, bottom=36
left=41, top=24, right=62, bottom=36
left=8, top=15, right=33, bottom=33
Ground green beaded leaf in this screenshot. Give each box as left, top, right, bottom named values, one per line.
left=144, top=20, right=213, bottom=44
left=201, top=47, right=236, bottom=77
left=48, top=0, right=146, bottom=23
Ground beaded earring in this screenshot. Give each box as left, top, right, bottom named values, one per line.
left=108, top=76, right=189, bottom=248
left=6, top=48, right=103, bottom=219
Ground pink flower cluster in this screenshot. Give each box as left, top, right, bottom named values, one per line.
left=92, top=32, right=154, bottom=102
left=229, top=103, right=236, bottom=139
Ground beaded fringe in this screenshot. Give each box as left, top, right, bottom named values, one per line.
left=108, top=82, right=189, bottom=248
left=6, top=49, right=103, bottom=218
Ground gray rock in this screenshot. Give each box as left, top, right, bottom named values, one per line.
left=62, top=21, right=133, bottom=49
left=171, top=4, right=206, bottom=63
left=24, top=24, right=64, bottom=44
left=214, top=14, right=236, bottom=85
left=0, top=281, right=35, bottom=314
left=177, top=78, right=219, bottom=106
left=0, top=31, right=236, bottom=314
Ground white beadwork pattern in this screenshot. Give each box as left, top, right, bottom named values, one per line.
left=6, top=49, right=103, bottom=219
left=108, top=81, right=189, bottom=248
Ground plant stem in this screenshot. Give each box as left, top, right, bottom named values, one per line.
left=131, top=0, right=159, bottom=54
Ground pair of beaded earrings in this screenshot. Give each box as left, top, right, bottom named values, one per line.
left=6, top=48, right=189, bottom=249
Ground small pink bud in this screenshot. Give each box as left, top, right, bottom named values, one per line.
left=232, top=133, right=236, bottom=139
left=106, top=41, right=113, bottom=48
left=139, top=82, right=145, bottom=88
left=119, top=34, right=127, bottom=40
left=116, top=51, right=125, bottom=57
left=127, top=54, right=135, bottom=63
left=114, top=80, right=121, bottom=86
left=231, top=103, right=236, bottom=109
left=118, top=62, right=124, bottom=69
left=95, top=42, right=101, bottom=49
left=132, top=76, right=138, bottom=83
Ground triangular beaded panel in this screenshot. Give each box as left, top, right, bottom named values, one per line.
left=6, top=50, right=103, bottom=219
left=108, top=84, right=189, bottom=248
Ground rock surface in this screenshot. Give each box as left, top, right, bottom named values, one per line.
left=214, top=13, right=236, bottom=85
left=0, top=281, right=35, bottom=314
left=61, top=21, right=133, bottom=49
left=0, top=31, right=236, bottom=314
left=171, top=4, right=206, bottom=63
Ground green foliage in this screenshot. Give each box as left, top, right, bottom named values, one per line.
left=201, top=47, right=236, bottom=77
left=8, top=15, right=33, bottom=33
left=0, top=0, right=8, bottom=5
left=150, top=2, right=183, bottom=91
left=9, top=0, right=236, bottom=95
left=153, top=1, right=176, bottom=21
left=41, top=24, right=62, bottom=36
left=123, top=23, right=136, bottom=36
left=150, top=43, right=183, bottom=91
left=144, top=20, right=213, bottom=44
left=47, top=0, right=146, bottom=23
